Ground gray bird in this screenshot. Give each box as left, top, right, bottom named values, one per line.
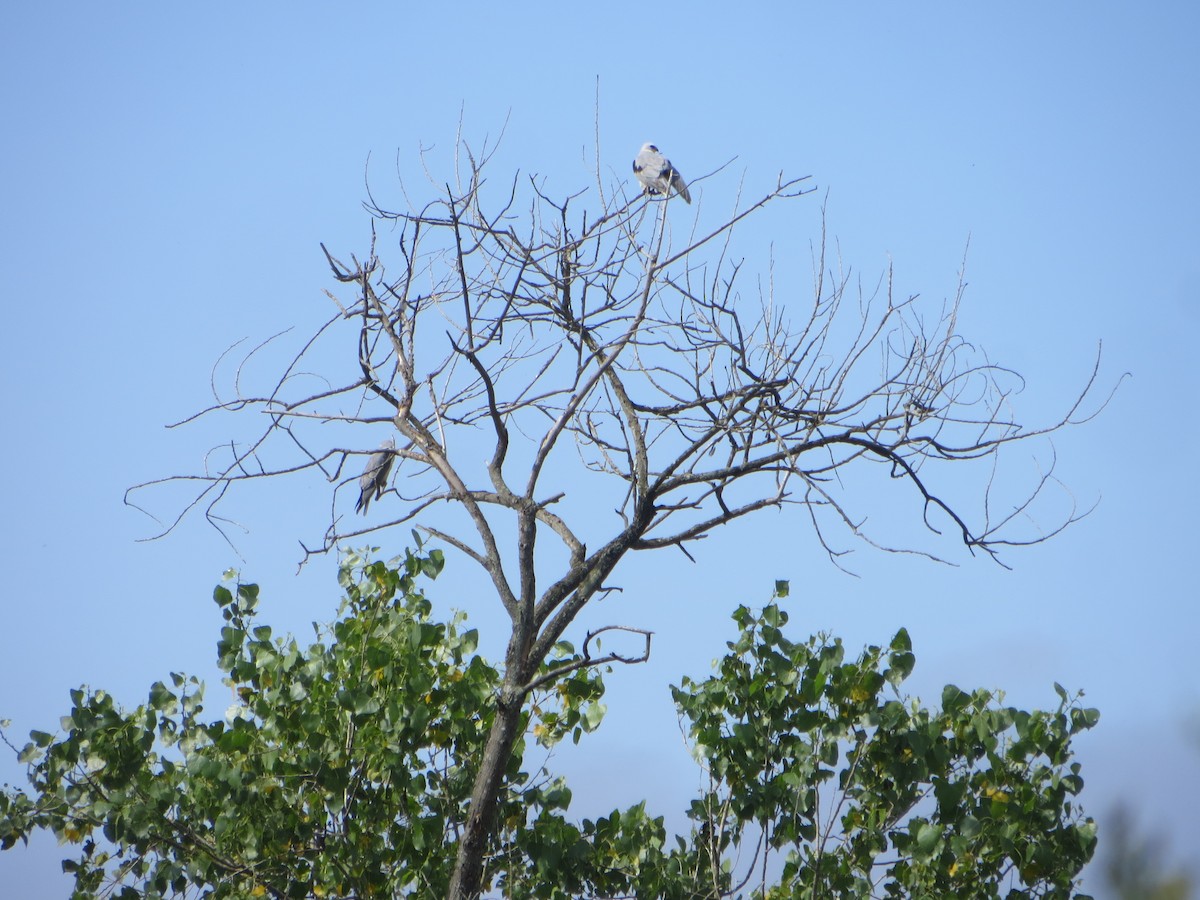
left=356, top=438, right=395, bottom=514
left=633, top=143, right=691, bottom=203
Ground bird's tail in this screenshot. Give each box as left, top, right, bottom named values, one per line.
left=672, top=172, right=692, bottom=204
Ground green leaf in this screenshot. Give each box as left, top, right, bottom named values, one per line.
left=941, top=684, right=967, bottom=714
left=237, top=583, right=260, bottom=611
left=422, top=549, right=445, bottom=577
left=915, top=820, right=942, bottom=856
left=148, top=682, right=176, bottom=711
left=1070, top=706, right=1101, bottom=732
left=216, top=728, right=253, bottom=752
left=583, top=703, right=606, bottom=731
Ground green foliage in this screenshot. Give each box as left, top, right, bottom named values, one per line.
left=1, top=559, right=1098, bottom=899
left=0, top=548, right=605, bottom=899
left=665, top=605, right=1100, bottom=899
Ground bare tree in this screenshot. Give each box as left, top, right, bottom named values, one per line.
left=127, top=135, right=1115, bottom=899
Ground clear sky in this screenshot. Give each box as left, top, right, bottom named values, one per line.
left=2, top=3, right=1198, bottom=896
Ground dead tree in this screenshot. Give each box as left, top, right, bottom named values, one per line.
left=126, top=137, right=1113, bottom=899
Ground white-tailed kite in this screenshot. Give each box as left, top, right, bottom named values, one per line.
left=356, top=438, right=395, bottom=514
left=633, top=143, right=691, bottom=204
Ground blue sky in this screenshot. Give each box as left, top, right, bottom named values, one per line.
left=2, top=3, right=1198, bottom=896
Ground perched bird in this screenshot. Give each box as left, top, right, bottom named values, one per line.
left=633, top=143, right=691, bottom=203
left=356, top=438, right=395, bottom=514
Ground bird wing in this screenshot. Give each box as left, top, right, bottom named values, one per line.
left=356, top=440, right=395, bottom=514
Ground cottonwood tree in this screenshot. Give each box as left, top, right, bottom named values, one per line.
left=0, top=552, right=1100, bottom=898
left=123, top=137, right=1111, bottom=899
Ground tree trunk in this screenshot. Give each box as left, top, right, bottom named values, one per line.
left=446, top=675, right=527, bottom=900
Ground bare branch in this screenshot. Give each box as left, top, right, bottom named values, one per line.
left=521, top=625, right=652, bottom=694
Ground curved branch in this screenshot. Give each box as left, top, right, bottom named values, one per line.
left=521, top=625, right=652, bottom=694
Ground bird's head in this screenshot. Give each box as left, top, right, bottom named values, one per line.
left=641, top=143, right=659, bottom=153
